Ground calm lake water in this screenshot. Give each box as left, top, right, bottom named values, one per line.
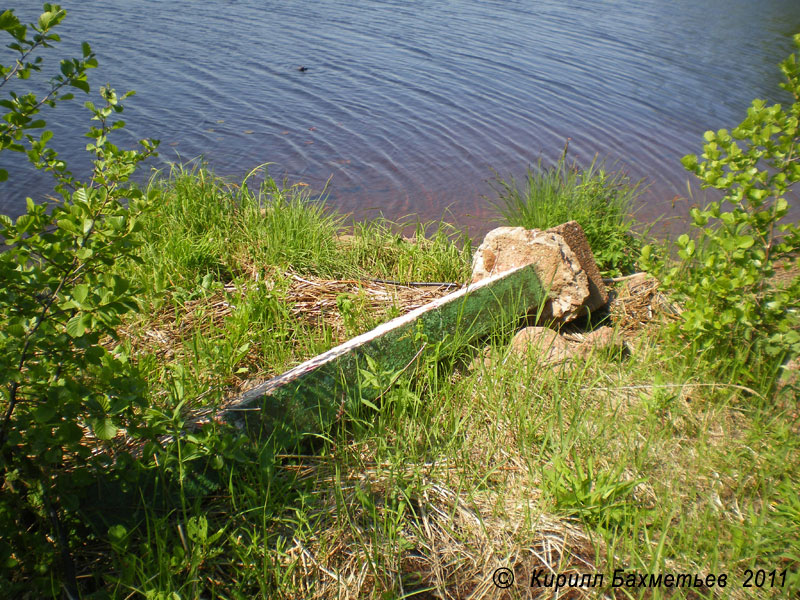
left=2, top=0, right=800, bottom=235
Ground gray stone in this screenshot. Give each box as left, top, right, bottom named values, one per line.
left=471, top=226, right=591, bottom=322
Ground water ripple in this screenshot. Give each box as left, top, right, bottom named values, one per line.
left=2, top=0, right=799, bottom=233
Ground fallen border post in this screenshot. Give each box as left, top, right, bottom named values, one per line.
left=221, top=263, right=545, bottom=439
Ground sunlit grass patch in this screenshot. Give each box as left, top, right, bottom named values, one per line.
left=116, top=165, right=473, bottom=417
left=491, top=150, right=644, bottom=276
left=13, top=164, right=796, bottom=599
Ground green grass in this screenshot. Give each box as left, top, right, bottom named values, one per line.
left=115, top=165, right=473, bottom=410
left=95, top=307, right=799, bottom=599
left=7, top=166, right=799, bottom=599
left=134, top=163, right=471, bottom=288
left=491, top=151, right=644, bottom=276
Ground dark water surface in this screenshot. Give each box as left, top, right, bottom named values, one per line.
left=2, top=0, right=800, bottom=235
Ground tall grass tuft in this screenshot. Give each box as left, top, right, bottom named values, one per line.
left=491, top=151, right=644, bottom=275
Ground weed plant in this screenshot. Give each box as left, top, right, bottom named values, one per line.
left=491, top=151, right=643, bottom=275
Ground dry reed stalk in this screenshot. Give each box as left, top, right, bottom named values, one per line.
left=113, top=274, right=457, bottom=370
left=278, top=457, right=616, bottom=600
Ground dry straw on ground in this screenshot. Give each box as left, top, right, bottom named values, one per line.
left=115, top=272, right=457, bottom=373
left=286, top=272, right=458, bottom=338
left=606, top=273, right=680, bottom=334
left=278, top=457, right=614, bottom=600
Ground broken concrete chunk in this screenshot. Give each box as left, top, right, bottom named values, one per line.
left=468, top=326, right=570, bottom=371
left=471, top=226, right=592, bottom=322
left=510, top=326, right=571, bottom=363
left=546, top=221, right=608, bottom=310
left=573, top=325, right=623, bottom=359
left=470, top=324, right=625, bottom=372
left=581, top=325, right=617, bottom=348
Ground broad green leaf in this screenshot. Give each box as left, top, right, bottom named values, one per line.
left=57, top=218, right=78, bottom=234
left=71, top=78, right=89, bottom=93
left=360, top=397, right=379, bottom=411
left=680, top=154, right=698, bottom=170
left=32, top=403, right=56, bottom=424
left=94, top=394, right=111, bottom=412
left=72, top=284, right=89, bottom=304
left=66, top=314, right=86, bottom=337
left=84, top=345, right=105, bottom=365
left=58, top=421, right=84, bottom=444
left=187, top=516, right=208, bottom=543
left=38, top=11, right=53, bottom=30
left=92, top=417, right=117, bottom=440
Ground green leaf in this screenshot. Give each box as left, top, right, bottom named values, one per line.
left=187, top=516, right=208, bottom=543
left=680, top=154, right=698, bottom=170
left=33, top=403, right=57, bottom=424
left=72, top=284, right=89, bottom=304
left=58, top=422, right=84, bottom=444
left=92, top=418, right=117, bottom=440
left=57, top=218, right=78, bottom=234
left=66, top=314, right=86, bottom=337
left=84, top=345, right=105, bottom=365
left=360, top=397, right=379, bottom=411
left=71, top=78, right=89, bottom=93
left=38, top=11, right=53, bottom=30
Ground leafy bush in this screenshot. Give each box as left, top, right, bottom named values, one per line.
left=644, top=35, right=800, bottom=376
left=491, top=150, right=643, bottom=275
left=0, top=5, right=159, bottom=594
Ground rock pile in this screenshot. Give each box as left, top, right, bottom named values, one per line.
left=470, top=221, right=619, bottom=370
left=471, top=221, right=607, bottom=323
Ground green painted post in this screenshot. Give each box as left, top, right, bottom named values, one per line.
left=222, top=263, right=544, bottom=442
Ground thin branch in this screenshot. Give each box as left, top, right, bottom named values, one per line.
left=1, top=74, right=77, bottom=140
left=1, top=38, right=45, bottom=87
